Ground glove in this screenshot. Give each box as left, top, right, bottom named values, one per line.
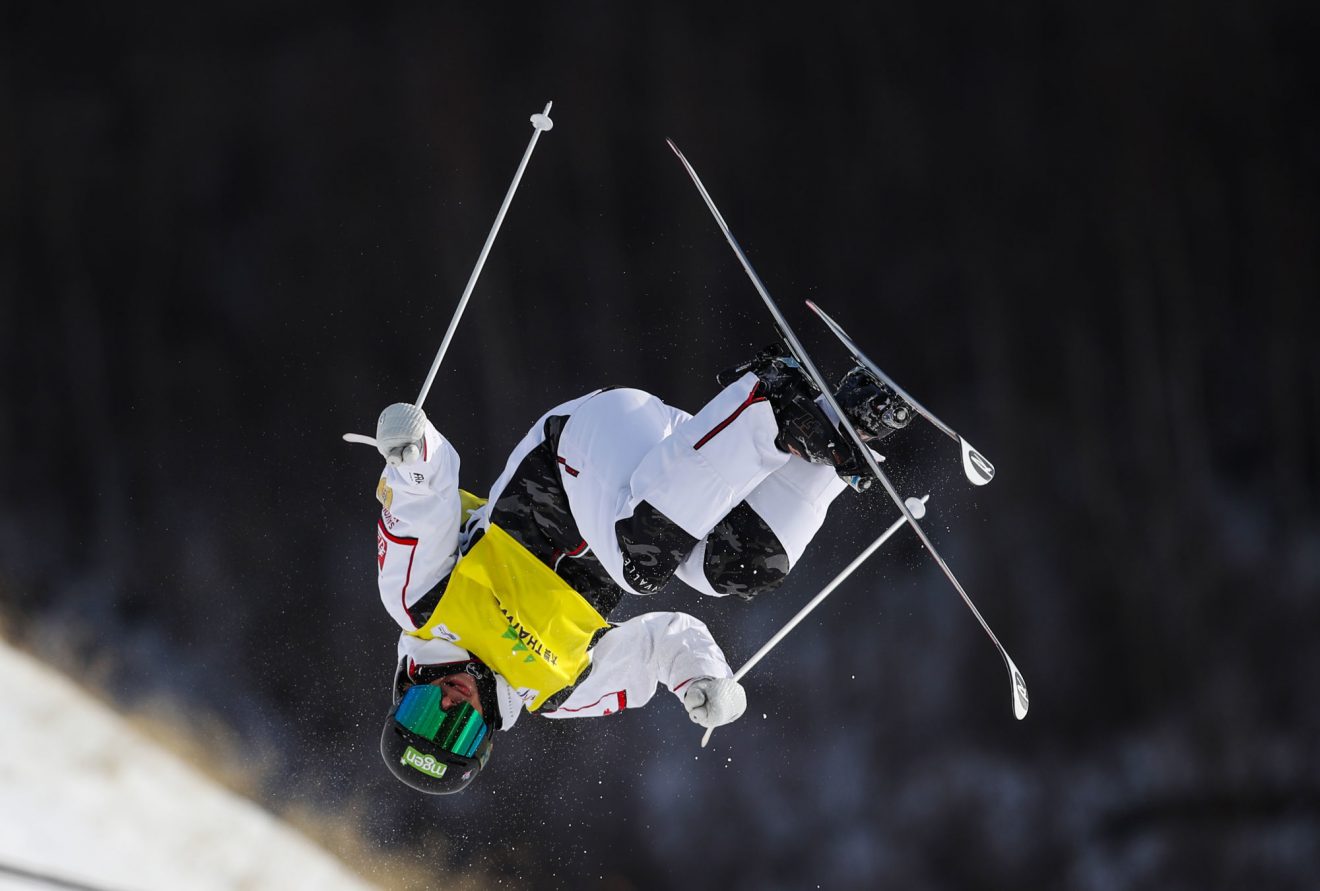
left=682, top=677, right=746, bottom=729
left=375, top=403, right=427, bottom=466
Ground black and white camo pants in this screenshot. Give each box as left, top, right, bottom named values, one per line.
left=615, top=500, right=789, bottom=601
left=490, top=413, right=790, bottom=605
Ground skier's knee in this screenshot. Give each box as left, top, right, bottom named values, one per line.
left=702, top=502, right=790, bottom=602
left=615, top=501, right=698, bottom=593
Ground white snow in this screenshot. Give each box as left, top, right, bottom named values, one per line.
left=0, top=640, right=378, bottom=891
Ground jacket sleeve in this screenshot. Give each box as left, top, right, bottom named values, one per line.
left=375, top=422, right=464, bottom=632
left=542, top=612, right=734, bottom=719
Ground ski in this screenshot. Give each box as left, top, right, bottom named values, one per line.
left=666, top=138, right=1028, bottom=720
left=805, top=299, right=995, bottom=487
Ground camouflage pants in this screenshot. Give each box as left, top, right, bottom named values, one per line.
left=490, top=414, right=790, bottom=607
left=616, top=500, right=789, bottom=602
left=487, top=414, right=626, bottom=619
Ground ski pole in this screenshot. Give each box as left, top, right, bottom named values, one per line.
left=343, top=102, right=555, bottom=450
left=700, top=495, right=928, bottom=749
left=414, top=102, right=555, bottom=410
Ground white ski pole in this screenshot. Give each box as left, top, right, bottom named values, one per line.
left=701, top=495, right=928, bottom=748
left=414, top=102, right=555, bottom=409
left=343, top=102, right=555, bottom=449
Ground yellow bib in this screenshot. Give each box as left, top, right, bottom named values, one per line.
left=409, top=498, right=608, bottom=711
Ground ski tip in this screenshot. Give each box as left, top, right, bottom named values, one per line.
left=664, top=137, right=683, bottom=157
left=960, top=439, right=995, bottom=486
left=804, top=299, right=833, bottom=324
left=1012, top=668, right=1029, bottom=720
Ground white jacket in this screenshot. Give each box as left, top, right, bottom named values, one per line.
left=394, top=613, right=733, bottom=729
left=375, top=405, right=735, bottom=729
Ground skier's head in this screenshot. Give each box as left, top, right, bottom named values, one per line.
left=380, top=659, right=499, bottom=794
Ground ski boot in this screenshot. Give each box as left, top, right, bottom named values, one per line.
left=718, top=345, right=873, bottom=489
left=833, top=366, right=914, bottom=443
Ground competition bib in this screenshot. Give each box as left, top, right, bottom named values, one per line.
left=409, top=519, right=608, bottom=711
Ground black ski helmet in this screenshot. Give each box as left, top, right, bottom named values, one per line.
left=381, top=658, right=499, bottom=794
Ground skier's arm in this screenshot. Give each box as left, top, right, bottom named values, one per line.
left=375, top=412, right=464, bottom=633
left=543, top=612, right=736, bottom=719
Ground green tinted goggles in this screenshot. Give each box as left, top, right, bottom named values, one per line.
left=393, top=683, right=488, bottom=758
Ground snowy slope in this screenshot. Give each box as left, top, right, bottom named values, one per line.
left=0, top=640, right=378, bottom=891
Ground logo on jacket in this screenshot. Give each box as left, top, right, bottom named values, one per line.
left=432, top=623, right=461, bottom=644
left=376, top=476, right=394, bottom=510
left=377, top=529, right=388, bottom=572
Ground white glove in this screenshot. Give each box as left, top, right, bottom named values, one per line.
left=375, top=403, right=427, bottom=466
left=682, top=677, right=746, bottom=729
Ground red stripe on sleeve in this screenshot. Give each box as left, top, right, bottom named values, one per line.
left=556, top=690, right=628, bottom=714
left=379, top=519, right=420, bottom=627
left=378, top=521, right=418, bottom=546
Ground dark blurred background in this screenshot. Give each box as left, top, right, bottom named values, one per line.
left=3, top=2, right=1319, bottom=889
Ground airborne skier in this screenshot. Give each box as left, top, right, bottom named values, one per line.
left=373, top=347, right=913, bottom=794
left=360, top=103, right=1018, bottom=796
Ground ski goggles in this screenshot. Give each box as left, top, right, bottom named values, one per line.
left=392, top=683, right=489, bottom=759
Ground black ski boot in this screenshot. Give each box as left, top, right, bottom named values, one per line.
left=833, top=366, right=914, bottom=443
left=719, top=345, right=871, bottom=488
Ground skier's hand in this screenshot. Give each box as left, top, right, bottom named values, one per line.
left=683, top=677, right=746, bottom=729
left=375, top=403, right=427, bottom=466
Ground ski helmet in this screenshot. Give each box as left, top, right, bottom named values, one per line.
left=381, top=658, right=499, bottom=794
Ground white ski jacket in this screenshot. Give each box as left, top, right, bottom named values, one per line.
left=375, top=399, right=736, bottom=730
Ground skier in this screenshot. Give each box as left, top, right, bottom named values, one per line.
left=374, top=346, right=913, bottom=793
